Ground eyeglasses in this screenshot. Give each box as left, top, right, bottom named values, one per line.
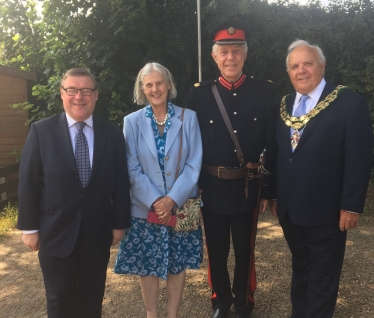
left=62, top=87, right=97, bottom=96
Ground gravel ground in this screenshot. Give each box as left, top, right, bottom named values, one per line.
left=0, top=204, right=373, bottom=318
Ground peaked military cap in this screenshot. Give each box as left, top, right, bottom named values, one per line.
left=209, top=19, right=248, bottom=45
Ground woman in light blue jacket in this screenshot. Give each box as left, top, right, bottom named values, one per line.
left=114, top=62, right=203, bottom=318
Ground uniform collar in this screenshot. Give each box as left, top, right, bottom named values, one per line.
left=218, top=73, right=246, bottom=90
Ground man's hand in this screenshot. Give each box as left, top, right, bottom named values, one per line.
left=22, top=232, right=40, bottom=251
left=270, top=200, right=278, bottom=219
left=112, top=229, right=125, bottom=245
left=259, top=199, right=269, bottom=213
left=339, top=210, right=359, bottom=231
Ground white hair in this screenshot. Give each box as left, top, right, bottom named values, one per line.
left=212, top=42, right=248, bottom=55
left=133, top=62, right=177, bottom=105
left=286, top=39, right=326, bottom=71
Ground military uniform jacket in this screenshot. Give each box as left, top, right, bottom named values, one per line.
left=187, top=76, right=276, bottom=215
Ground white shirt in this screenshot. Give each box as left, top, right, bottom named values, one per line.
left=292, top=78, right=326, bottom=115
left=23, top=113, right=95, bottom=234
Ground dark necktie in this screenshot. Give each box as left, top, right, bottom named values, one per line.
left=75, top=122, right=91, bottom=187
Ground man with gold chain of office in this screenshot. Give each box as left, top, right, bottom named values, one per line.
left=271, top=39, right=373, bottom=318
left=187, top=20, right=277, bottom=318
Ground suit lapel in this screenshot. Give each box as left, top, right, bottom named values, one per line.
left=165, top=107, right=182, bottom=155
left=90, top=116, right=107, bottom=182
left=293, top=83, right=335, bottom=154
left=138, top=108, right=158, bottom=161
left=57, top=113, right=77, bottom=174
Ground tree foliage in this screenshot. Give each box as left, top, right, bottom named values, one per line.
left=0, top=0, right=373, bottom=125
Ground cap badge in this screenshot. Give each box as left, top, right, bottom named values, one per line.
left=227, top=27, right=236, bottom=35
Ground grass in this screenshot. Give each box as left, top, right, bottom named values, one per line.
left=0, top=202, right=18, bottom=236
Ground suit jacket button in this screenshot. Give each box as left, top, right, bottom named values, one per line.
left=289, top=159, right=293, bottom=162
left=166, top=171, right=171, bottom=176
left=165, top=156, right=169, bottom=161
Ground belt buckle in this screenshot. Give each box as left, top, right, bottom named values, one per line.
left=246, top=167, right=255, bottom=179
left=217, top=166, right=225, bottom=178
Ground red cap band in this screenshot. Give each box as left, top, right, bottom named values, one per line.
left=214, top=29, right=245, bottom=42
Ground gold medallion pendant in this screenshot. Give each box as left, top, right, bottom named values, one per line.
left=291, top=130, right=301, bottom=149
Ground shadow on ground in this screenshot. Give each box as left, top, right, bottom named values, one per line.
left=1, top=212, right=373, bottom=318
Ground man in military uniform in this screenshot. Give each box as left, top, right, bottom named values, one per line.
left=187, top=20, right=277, bottom=318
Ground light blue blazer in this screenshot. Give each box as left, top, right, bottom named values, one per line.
left=123, top=105, right=202, bottom=219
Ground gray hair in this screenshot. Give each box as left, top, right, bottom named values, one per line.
left=212, top=42, right=248, bottom=55
left=286, top=39, right=326, bottom=71
left=133, top=62, right=177, bottom=105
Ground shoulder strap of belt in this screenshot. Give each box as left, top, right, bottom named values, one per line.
left=211, top=84, right=245, bottom=167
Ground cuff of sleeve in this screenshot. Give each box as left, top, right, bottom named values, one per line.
left=23, top=230, right=39, bottom=234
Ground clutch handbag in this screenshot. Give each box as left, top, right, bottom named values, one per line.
left=173, top=108, right=201, bottom=232
left=147, top=210, right=176, bottom=227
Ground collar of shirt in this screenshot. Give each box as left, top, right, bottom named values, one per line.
left=65, top=112, right=93, bottom=129
left=293, top=78, right=326, bottom=115
left=145, top=101, right=176, bottom=119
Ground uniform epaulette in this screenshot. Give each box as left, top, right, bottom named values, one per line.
left=193, top=79, right=216, bottom=88
left=248, top=76, right=274, bottom=84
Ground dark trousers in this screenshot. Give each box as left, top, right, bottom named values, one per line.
left=38, top=229, right=111, bottom=318
left=279, top=214, right=347, bottom=318
left=202, top=208, right=256, bottom=314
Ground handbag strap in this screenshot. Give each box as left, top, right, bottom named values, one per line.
left=211, top=84, right=245, bottom=167
left=175, top=108, right=185, bottom=179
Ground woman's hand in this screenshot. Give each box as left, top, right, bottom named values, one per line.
left=153, top=196, right=176, bottom=225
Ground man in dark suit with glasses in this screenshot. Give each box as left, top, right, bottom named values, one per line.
left=18, top=68, right=131, bottom=318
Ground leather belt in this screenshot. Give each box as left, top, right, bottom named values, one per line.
left=202, top=164, right=261, bottom=180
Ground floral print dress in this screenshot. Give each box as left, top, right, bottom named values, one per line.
left=114, top=103, right=203, bottom=279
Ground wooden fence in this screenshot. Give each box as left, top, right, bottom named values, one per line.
left=0, top=163, right=19, bottom=211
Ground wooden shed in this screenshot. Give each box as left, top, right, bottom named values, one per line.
left=0, top=65, right=36, bottom=166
